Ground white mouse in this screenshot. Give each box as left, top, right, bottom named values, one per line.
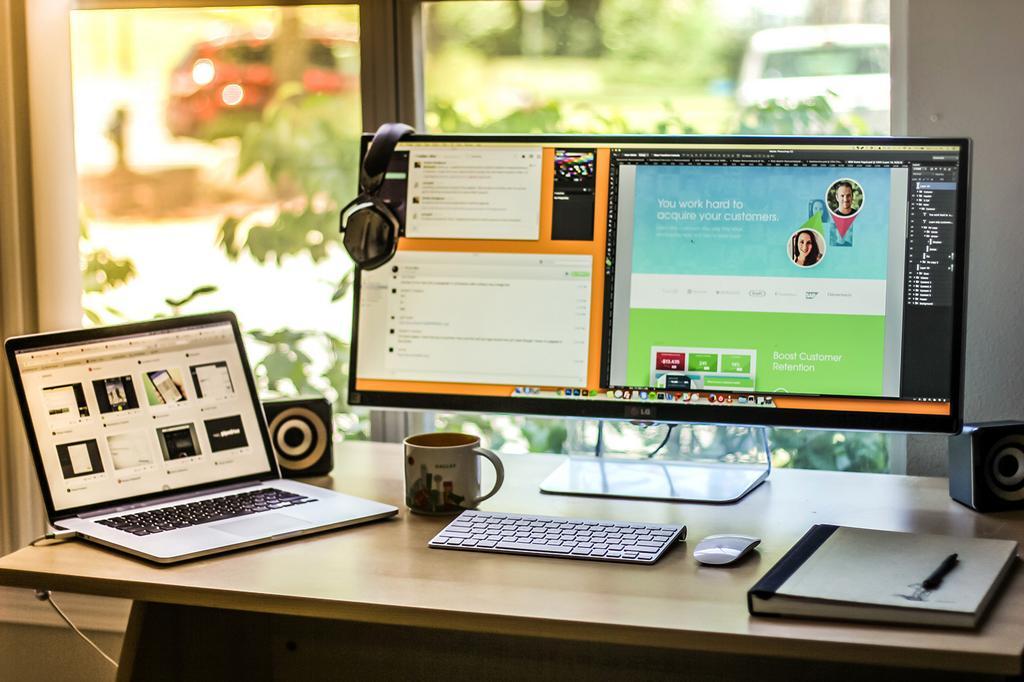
left=693, top=534, right=761, bottom=566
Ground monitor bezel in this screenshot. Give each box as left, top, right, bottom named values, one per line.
left=348, top=133, right=970, bottom=434
left=4, top=311, right=282, bottom=522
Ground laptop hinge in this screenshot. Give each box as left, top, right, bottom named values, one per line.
left=77, top=480, right=260, bottom=519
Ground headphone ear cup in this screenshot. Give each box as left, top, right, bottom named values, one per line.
left=342, top=198, right=399, bottom=270
left=342, top=123, right=412, bottom=269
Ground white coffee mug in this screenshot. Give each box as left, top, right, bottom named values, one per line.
left=403, top=432, right=504, bottom=514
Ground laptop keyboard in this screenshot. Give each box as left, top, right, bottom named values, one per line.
left=429, top=510, right=686, bottom=564
left=96, top=488, right=314, bottom=536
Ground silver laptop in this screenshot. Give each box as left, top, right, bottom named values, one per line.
left=5, top=311, right=397, bottom=563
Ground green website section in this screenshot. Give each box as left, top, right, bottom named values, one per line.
left=626, top=309, right=886, bottom=396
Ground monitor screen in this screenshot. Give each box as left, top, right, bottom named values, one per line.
left=350, top=135, right=969, bottom=433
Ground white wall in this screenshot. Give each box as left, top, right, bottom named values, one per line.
left=904, top=0, right=1024, bottom=475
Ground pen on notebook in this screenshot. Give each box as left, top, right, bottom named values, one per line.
left=922, top=553, right=959, bottom=590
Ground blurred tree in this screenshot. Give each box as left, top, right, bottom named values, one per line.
left=429, top=97, right=701, bottom=134
left=521, top=418, right=570, bottom=453
left=425, top=0, right=603, bottom=58
left=529, top=0, right=603, bottom=57
left=80, top=214, right=136, bottom=325
left=770, top=429, right=888, bottom=472
left=736, top=92, right=867, bottom=135
left=596, top=0, right=735, bottom=85
left=217, top=86, right=359, bottom=263
left=424, top=2, right=520, bottom=55
left=213, top=83, right=361, bottom=433
left=273, top=8, right=305, bottom=84
left=429, top=100, right=565, bottom=133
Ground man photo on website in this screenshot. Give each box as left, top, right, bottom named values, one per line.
left=828, top=179, right=864, bottom=217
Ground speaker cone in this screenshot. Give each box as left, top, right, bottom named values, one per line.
left=268, top=406, right=328, bottom=471
left=985, top=436, right=1024, bottom=501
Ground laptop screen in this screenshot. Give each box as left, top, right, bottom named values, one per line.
left=11, top=318, right=275, bottom=513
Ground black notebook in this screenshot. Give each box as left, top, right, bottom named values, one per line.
left=748, top=525, right=1018, bottom=628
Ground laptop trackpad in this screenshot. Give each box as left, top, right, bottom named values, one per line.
left=210, top=513, right=307, bottom=537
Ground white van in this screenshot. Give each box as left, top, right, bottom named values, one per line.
left=736, top=24, right=890, bottom=133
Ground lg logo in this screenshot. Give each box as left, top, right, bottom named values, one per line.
left=626, top=406, right=655, bottom=419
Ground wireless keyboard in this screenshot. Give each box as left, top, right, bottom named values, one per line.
left=428, top=510, right=686, bottom=564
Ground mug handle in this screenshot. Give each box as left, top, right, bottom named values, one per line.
left=467, top=447, right=504, bottom=506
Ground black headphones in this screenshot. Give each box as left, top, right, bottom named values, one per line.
left=339, top=122, right=414, bottom=270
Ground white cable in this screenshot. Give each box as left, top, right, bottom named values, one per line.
left=29, top=530, right=77, bottom=546
left=34, top=590, right=118, bottom=669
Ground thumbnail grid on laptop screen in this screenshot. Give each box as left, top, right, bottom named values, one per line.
left=14, top=321, right=272, bottom=511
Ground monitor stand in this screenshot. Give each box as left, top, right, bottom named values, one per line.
left=539, top=424, right=771, bottom=504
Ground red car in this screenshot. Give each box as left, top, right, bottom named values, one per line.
left=166, top=33, right=358, bottom=137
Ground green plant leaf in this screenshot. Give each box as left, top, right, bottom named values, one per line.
left=330, top=269, right=354, bottom=302
left=165, top=285, right=218, bottom=309
left=81, top=248, right=137, bottom=294
left=217, top=216, right=243, bottom=260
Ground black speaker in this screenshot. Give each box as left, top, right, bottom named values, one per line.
left=949, top=421, right=1024, bottom=511
left=262, top=396, right=334, bottom=477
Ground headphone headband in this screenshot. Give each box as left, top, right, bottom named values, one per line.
left=360, top=122, right=414, bottom=193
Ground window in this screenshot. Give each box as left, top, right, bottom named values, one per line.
left=422, top=1, right=890, bottom=136
left=71, top=5, right=367, bottom=438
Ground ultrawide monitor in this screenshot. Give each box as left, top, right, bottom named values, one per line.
left=349, top=135, right=970, bottom=434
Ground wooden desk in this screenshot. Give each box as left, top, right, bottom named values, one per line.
left=1, top=442, right=1022, bottom=681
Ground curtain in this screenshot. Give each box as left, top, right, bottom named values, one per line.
left=0, top=0, right=44, bottom=554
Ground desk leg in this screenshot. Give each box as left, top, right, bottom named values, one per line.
left=114, top=601, right=145, bottom=682
left=115, top=601, right=275, bottom=681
